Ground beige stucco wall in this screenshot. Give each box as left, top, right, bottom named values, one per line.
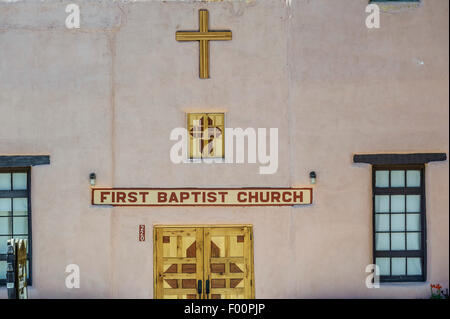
left=0, top=0, right=448, bottom=298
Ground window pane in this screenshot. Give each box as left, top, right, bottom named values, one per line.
left=206, top=114, right=225, bottom=158
left=406, top=214, right=421, bottom=231
left=406, top=195, right=421, bottom=213
left=189, top=114, right=204, bottom=159
left=391, top=233, right=405, bottom=250
left=407, top=258, right=422, bottom=276
left=391, top=195, right=405, bottom=213
left=13, top=198, right=28, bottom=216
left=0, top=235, right=11, bottom=253
left=13, top=217, right=28, bottom=235
left=12, top=173, right=27, bottom=190
left=0, top=260, right=6, bottom=280
left=375, top=214, right=389, bottom=231
left=0, top=217, right=12, bottom=235
left=0, top=198, right=12, bottom=216
left=391, top=214, right=405, bottom=231
left=375, top=171, right=389, bottom=187
left=211, top=135, right=224, bottom=158
left=376, top=258, right=390, bottom=276
left=375, top=195, right=389, bottom=213
left=406, top=232, right=421, bottom=250
left=392, top=257, right=406, bottom=276
left=0, top=173, right=11, bottom=190
left=375, top=233, right=390, bottom=250
left=406, top=170, right=421, bottom=187
left=391, top=170, right=405, bottom=187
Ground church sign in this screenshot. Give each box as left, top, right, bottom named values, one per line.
left=92, top=188, right=312, bottom=207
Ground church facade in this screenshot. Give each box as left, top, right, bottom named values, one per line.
left=0, top=0, right=448, bottom=299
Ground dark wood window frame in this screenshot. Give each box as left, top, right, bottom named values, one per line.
left=372, top=164, right=426, bottom=282
left=0, top=167, right=32, bottom=287
left=355, top=153, right=446, bottom=283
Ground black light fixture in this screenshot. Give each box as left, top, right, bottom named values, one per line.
left=309, top=171, right=317, bottom=185
left=89, top=173, right=96, bottom=187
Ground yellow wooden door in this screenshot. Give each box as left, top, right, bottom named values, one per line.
left=154, top=225, right=254, bottom=299
left=204, top=226, right=254, bottom=299
left=154, top=227, right=204, bottom=299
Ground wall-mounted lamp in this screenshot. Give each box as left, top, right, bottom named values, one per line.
left=309, top=171, right=317, bottom=185
left=89, top=173, right=96, bottom=187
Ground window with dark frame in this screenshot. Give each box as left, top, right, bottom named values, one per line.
left=373, top=164, right=426, bottom=282
left=0, top=167, right=32, bottom=286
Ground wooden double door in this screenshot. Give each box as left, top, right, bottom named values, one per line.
left=154, top=225, right=254, bottom=299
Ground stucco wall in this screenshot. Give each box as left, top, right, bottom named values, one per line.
left=0, top=0, right=448, bottom=298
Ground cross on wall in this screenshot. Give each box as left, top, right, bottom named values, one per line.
left=176, top=9, right=232, bottom=79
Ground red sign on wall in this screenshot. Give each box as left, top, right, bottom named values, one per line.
left=139, top=225, right=145, bottom=242
left=92, top=188, right=313, bottom=207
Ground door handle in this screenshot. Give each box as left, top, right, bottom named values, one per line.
left=197, top=280, right=202, bottom=297
left=205, top=277, right=210, bottom=299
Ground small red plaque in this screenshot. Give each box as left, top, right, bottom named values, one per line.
left=139, top=225, right=145, bottom=242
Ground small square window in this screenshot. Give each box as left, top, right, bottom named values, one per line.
left=391, top=214, right=405, bottom=231
left=375, top=195, right=390, bottom=213
left=375, top=171, right=389, bottom=187
left=0, top=218, right=12, bottom=235
left=407, top=258, right=422, bottom=276
left=391, top=195, right=405, bottom=213
left=13, top=198, right=28, bottom=216
left=391, top=233, right=405, bottom=250
left=187, top=113, right=225, bottom=159
left=12, top=173, right=27, bottom=190
left=406, top=233, right=421, bottom=250
left=406, top=170, right=421, bottom=187
left=375, top=214, right=390, bottom=231
left=392, top=258, right=406, bottom=276
left=406, top=214, right=421, bottom=231
left=391, top=170, right=405, bottom=187
left=406, top=195, right=421, bottom=213
left=376, top=258, right=390, bottom=276
left=375, top=233, right=390, bottom=251
left=0, top=173, right=11, bottom=191
left=0, top=261, right=7, bottom=280
left=0, top=199, right=11, bottom=216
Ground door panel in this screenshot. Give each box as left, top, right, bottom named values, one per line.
left=154, top=227, right=204, bottom=299
left=204, top=226, right=254, bottom=299
left=154, top=225, right=254, bottom=299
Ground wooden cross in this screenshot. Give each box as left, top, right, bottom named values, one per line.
left=176, top=9, right=232, bottom=79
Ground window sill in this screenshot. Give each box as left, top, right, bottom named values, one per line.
left=369, top=1, right=422, bottom=13
left=379, top=281, right=428, bottom=287
left=183, top=158, right=229, bottom=164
